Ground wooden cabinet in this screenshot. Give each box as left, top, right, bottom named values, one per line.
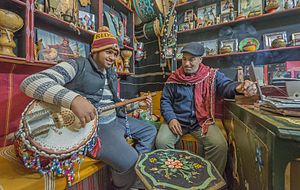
left=223, top=102, right=300, bottom=190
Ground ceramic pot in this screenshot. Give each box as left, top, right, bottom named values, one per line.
left=121, top=50, right=132, bottom=73
left=0, top=9, right=24, bottom=56
left=271, top=38, right=286, bottom=48
left=135, top=42, right=144, bottom=62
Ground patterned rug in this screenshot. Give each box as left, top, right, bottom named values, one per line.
left=135, top=149, right=226, bottom=190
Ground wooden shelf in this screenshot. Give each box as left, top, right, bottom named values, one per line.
left=103, top=0, right=133, bottom=13
left=178, top=7, right=300, bottom=35
left=0, top=55, right=26, bottom=64
left=0, top=55, right=57, bottom=68
left=34, top=60, right=57, bottom=66
left=0, top=0, right=26, bottom=11
left=34, top=10, right=95, bottom=43
left=117, top=72, right=133, bottom=76
left=10, top=0, right=26, bottom=6
left=177, top=46, right=300, bottom=60
left=175, top=0, right=198, bottom=9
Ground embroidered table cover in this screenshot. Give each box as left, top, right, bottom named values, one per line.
left=135, top=149, right=226, bottom=190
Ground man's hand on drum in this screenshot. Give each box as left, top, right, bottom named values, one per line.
left=138, top=94, right=152, bottom=107
left=71, top=96, right=97, bottom=127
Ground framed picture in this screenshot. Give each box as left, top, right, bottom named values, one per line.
left=34, top=0, right=45, bottom=12
left=179, top=22, right=190, bottom=32
left=78, top=10, right=95, bottom=31
left=202, top=40, right=218, bottom=56
left=292, top=32, right=300, bottom=46
left=48, top=0, right=78, bottom=22
left=189, top=21, right=195, bottom=30
left=197, top=4, right=217, bottom=25
left=176, top=44, right=186, bottom=60
left=219, top=39, right=238, bottom=53
left=221, top=0, right=231, bottom=14
left=220, top=13, right=231, bottom=23
left=263, top=31, right=287, bottom=49
left=36, top=29, right=87, bottom=62
left=267, top=63, right=287, bottom=83
left=184, top=9, right=194, bottom=22
left=238, top=0, right=262, bottom=17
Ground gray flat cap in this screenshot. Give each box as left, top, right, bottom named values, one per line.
left=181, top=42, right=205, bottom=56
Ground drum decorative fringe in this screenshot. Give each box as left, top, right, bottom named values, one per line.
left=14, top=137, right=97, bottom=187
left=14, top=100, right=99, bottom=187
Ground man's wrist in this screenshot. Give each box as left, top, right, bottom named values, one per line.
left=235, top=82, right=244, bottom=94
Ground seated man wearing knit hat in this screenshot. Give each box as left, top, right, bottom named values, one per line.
left=20, top=27, right=157, bottom=190
left=156, top=42, right=257, bottom=175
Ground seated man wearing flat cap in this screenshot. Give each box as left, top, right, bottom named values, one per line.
left=155, top=42, right=257, bottom=175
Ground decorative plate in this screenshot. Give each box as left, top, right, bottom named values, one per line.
left=239, top=38, right=260, bottom=52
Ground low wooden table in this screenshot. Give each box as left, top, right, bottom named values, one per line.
left=135, top=149, right=226, bottom=190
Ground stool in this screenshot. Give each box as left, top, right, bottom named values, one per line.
left=176, top=119, right=228, bottom=155
left=135, top=149, right=226, bottom=190
left=176, top=134, right=200, bottom=155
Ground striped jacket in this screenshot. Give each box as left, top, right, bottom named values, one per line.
left=20, top=56, right=137, bottom=117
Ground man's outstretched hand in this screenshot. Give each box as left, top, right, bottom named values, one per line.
left=236, top=80, right=258, bottom=97
left=70, top=96, right=97, bottom=127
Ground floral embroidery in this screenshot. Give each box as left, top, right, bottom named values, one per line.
left=149, top=153, right=202, bottom=183
left=149, top=157, right=157, bottom=163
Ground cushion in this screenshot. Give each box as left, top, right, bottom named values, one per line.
left=0, top=145, right=107, bottom=190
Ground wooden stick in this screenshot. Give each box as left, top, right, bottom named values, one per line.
left=99, top=92, right=156, bottom=112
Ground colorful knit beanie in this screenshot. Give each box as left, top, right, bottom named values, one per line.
left=91, top=26, right=120, bottom=54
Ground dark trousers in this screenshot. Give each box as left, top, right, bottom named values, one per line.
left=95, top=117, right=157, bottom=189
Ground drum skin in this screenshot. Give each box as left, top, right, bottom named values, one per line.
left=14, top=100, right=99, bottom=185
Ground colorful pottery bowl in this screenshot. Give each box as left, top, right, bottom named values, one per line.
left=239, top=38, right=260, bottom=52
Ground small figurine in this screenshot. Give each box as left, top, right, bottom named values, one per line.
left=229, top=2, right=235, bottom=21
left=284, top=0, right=294, bottom=9
left=194, top=14, right=204, bottom=28
left=235, top=12, right=246, bottom=20
left=237, top=66, right=244, bottom=82
left=265, top=0, right=280, bottom=13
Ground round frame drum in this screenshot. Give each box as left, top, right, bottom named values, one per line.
left=15, top=100, right=98, bottom=186
left=135, top=19, right=161, bottom=40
